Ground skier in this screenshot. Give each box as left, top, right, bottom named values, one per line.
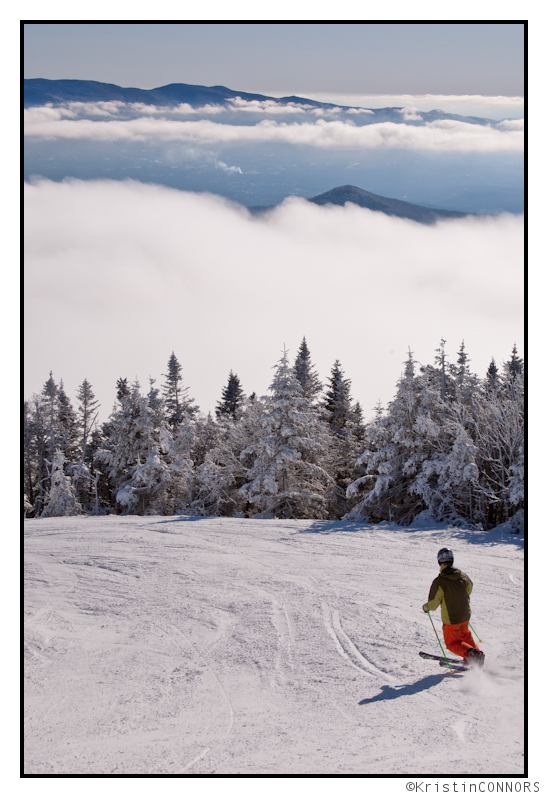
left=422, top=548, right=485, bottom=665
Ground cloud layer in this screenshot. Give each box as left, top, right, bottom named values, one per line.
left=24, top=108, right=523, bottom=152
left=24, top=179, right=524, bottom=421
left=303, top=92, right=525, bottom=119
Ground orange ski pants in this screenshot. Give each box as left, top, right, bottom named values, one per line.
left=442, top=621, right=478, bottom=659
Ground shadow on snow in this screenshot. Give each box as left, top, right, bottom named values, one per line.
left=358, top=673, right=458, bottom=705
left=146, top=515, right=523, bottom=549
left=296, top=519, right=524, bottom=548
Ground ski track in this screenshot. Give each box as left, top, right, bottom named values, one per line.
left=24, top=516, right=524, bottom=775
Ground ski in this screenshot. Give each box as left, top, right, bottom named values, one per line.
left=437, top=659, right=467, bottom=672
left=419, top=651, right=462, bottom=664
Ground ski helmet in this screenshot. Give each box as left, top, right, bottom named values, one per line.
left=437, top=548, right=454, bottom=564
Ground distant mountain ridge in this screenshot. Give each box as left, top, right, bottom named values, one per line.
left=249, top=185, right=475, bottom=224
left=23, top=79, right=496, bottom=126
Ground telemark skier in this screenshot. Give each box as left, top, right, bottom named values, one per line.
left=422, top=548, right=485, bottom=665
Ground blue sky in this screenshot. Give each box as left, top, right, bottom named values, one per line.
left=24, top=23, right=524, bottom=97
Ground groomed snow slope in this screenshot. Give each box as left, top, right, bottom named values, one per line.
left=24, top=516, right=524, bottom=775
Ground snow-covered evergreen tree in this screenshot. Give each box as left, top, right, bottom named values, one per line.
left=193, top=430, right=246, bottom=517
left=56, top=381, right=79, bottom=463
left=323, top=360, right=353, bottom=433
left=347, top=350, right=425, bottom=523
left=216, top=371, right=245, bottom=420
left=41, top=450, right=82, bottom=517
left=240, top=349, right=333, bottom=518
left=23, top=338, right=525, bottom=527
left=24, top=374, right=80, bottom=515
left=451, top=341, right=478, bottom=406
left=192, top=412, right=219, bottom=466
left=162, top=352, right=197, bottom=429
left=412, top=421, right=479, bottom=524
left=23, top=400, right=41, bottom=516
left=96, top=380, right=157, bottom=512
left=321, top=360, right=364, bottom=517
left=473, top=370, right=524, bottom=526
left=73, top=378, right=100, bottom=509
left=116, top=377, right=130, bottom=403
left=41, top=372, right=62, bottom=466
left=193, top=395, right=269, bottom=517
left=146, top=377, right=164, bottom=433
left=503, top=343, right=524, bottom=382
left=294, top=337, right=322, bottom=402
left=485, top=357, right=500, bottom=394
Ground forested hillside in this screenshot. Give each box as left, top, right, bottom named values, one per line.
left=23, top=339, right=524, bottom=531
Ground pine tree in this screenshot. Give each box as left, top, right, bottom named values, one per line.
left=116, top=378, right=130, bottom=403
left=347, top=349, right=424, bottom=523
left=503, top=344, right=524, bottom=382
left=23, top=399, right=44, bottom=516
left=323, top=360, right=353, bottom=433
left=216, top=371, right=245, bottom=420
left=41, top=371, right=59, bottom=462
left=73, top=379, right=100, bottom=508
left=473, top=370, right=524, bottom=526
left=322, top=360, right=364, bottom=516
left=294, top=337, right=322, bottom=402
left=57, top=381, right=79, bottom=462
left=162, top=352, right=197, bottom=429
left=32, top=373, right=80, bottom=512
left=76, top=379, right=100, bottom=455
left=412, top=420, right=480, bottom=524
left=451, top=341, right=478, bottom=405
left=41, top=450, right=82, bottom=517
left=193, top=412, right=220, bottom=466
left=193, top=412, right=249, bottom=517
left=96, top=380, right=158, bottom=512
left=240, top=349, right=332, bottom=518
left=485, top=357, right=500, bottom=394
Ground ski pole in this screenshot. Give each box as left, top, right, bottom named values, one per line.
left=469, top=622, right=482, bottom=643
left=427, top=611, right=454, bottom=673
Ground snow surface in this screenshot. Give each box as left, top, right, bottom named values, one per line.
left=24, top=516, right=524, bottom=775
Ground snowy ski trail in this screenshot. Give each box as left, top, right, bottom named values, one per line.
left=24, top=516, right=524, bottom=775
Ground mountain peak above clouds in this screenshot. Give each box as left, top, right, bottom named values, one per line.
left=248, top=186, right=475, bottom=224
left=23, top=79, right=495, bottom=125
left=23, top=78, right=327, bottom=110
left=307, top=185, right=473, bottom=223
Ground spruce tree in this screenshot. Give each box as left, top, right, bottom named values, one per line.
left=451, top=341, right=478, bottom=403
left=240, top=349, right=332, bottom=518
left=323, top=360, right=353, bottom=433
left=41, top=450, right=82, bottom=517
left=485, top=357, right=500, bottom=394
left=77, top=379, right=100, bottom=464
left=347, top=349, right=424, bottom=523
left=74, top=379, right=101, bottom=508
left=146, top=377, right=166, bottom=442
left=216, top=371, right=245, bottom=420
left=503, top=344, right=524, bottom=382
left=42, top=371, right=59, bottom=462
left=57, top=381, right=79, bottom=463
left=322, top=360, right=364, bottom=516
left=162, top=352, right=197, bottom=428
left=116, top=378, right=130, bottom=403
left=96, top=380, right=157, bottom=512
left=474, top=367, right=524, bottom=526
left=294, top=337, right=322, bottom=402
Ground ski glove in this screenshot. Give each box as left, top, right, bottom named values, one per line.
left=422, top=603, right=429, bottom=613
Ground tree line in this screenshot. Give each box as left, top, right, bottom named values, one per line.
left=23, top=338, right=524, bottom=531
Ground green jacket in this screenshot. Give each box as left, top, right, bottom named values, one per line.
left=425, top=565, right=473, bottom=625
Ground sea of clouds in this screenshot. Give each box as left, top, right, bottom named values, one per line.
left=24, top=99, right=523, bottom=153
left=24, top=178, right=524, bottom=420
